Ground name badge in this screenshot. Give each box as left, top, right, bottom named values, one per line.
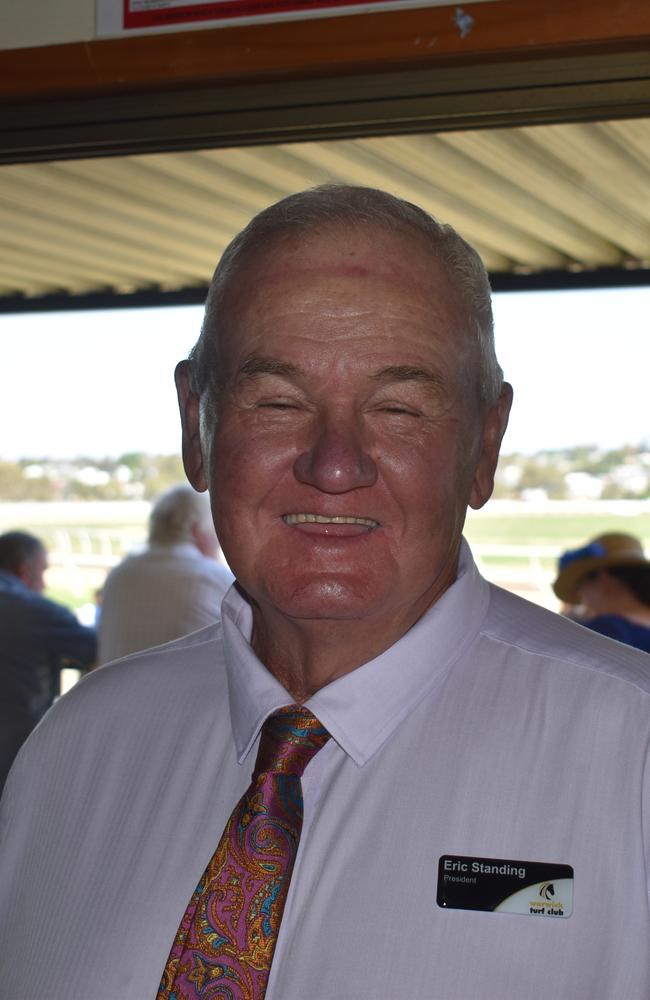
left=437, top=854, right=573, bottom=917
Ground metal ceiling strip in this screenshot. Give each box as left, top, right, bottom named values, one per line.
left=440, top=129, right=650, bottom=262
left=0, top=174, right=210, bottom=283
left=4, top=163, right=220, bottom=274
left=366, top=134, right=620, bottom=266
left=0, top=203, right=160, bottom=286
left=57, top=157, right=252, bottom=240
left=285, top=139, right=558, bottom=267
left=608, top=118, right=650, bottom=161
left=158, top=150, right=286, bottom=211
left=0, top=205, right=200, bottom=290
left=522, top=123, right=650, bottom=224
left=0, top=240, right=129, bottom=294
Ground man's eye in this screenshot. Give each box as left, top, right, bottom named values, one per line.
left=258, top=401, right=300, bottom=410
left=379, top=405, right=419, bottom=417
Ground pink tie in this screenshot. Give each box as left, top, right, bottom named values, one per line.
left=157, top=706, right=330, bottom=1000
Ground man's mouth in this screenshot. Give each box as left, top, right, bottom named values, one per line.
left=283, top=514, right=379, bottom=529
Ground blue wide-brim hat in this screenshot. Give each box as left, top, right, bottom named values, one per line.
left=553, top=532, right=649, bottom=604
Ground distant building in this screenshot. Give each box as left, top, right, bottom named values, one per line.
left=609, top=464, right=648, bottom=496
left=564, top=472, right=604, bottom=500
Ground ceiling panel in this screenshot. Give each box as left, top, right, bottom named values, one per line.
left=2, top=117, right=649, bottom=305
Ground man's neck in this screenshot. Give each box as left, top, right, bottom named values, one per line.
left=250, top=593, right=444, bottom=703
left=593, top=577, right=650, bottom=627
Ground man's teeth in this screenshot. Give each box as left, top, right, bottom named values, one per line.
left=284, top=514, right=378, bottom=528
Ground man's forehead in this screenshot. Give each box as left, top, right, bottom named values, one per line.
left=228, top=222, right=448, bottom=290
left=209, top=222, right=472, bottom=381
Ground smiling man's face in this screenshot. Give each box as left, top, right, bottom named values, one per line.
left=182, top=224, right=508, bottom=636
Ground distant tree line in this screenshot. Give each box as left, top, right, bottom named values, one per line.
left=493, top=443, right=650, bottom=500
left=0, top=443, right=648, bottom=503
left=0, top=453, right=185, bottom=501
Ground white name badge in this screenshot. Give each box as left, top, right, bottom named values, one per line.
left=437, top=855, right=573, bottom=918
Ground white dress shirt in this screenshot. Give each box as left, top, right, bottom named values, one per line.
left=98, top=542, right=233, bottom=663
left=2, top=541, right=650, bottom=999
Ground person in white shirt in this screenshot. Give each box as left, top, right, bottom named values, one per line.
left=98, top=484, right=233, bottom=663
left=2, top=185, right=650, bottom=1000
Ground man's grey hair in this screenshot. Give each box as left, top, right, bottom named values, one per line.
left=148, top=485, right=213, bottom=546
left=188, top=184, right=503, bottom=413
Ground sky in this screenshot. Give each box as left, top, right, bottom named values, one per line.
left=0, top=285, right=648, bottom=460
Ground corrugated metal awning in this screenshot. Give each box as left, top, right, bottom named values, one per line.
left=2, top=116, right=650, bottom=304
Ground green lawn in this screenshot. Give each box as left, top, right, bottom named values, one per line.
left=465, top=510, right=650, bottom=550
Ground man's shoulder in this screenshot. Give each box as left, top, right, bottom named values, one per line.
left=103, top=547, right=153, bottom=580
left=481, top=583, right=650, bottom=696
left=585, top=614, right=650, bottom=650
left=20, top=622, right=225, bottom=745
left=0, top=582, right=80, bottom=625
left=2, top=621, right=228, bottom=818
left=94, top=619, right=223, bottom=677
left=190, top=556, right=233, bottom=584
left=105, top=546, right=231, bottom=586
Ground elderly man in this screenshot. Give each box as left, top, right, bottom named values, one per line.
left=0, top=530, right=96, bottom=790
left=98, top=484, right=233, bottom=663
left=2, top=186, right=650, bottom=1000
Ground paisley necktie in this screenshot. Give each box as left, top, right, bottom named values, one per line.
left=157, top=705, right=330, bottom=1000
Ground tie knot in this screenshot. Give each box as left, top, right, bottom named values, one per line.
left=253, top=706, right=330, bottom=779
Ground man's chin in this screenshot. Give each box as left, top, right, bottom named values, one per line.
left=258, top=578, right=387, bottom=624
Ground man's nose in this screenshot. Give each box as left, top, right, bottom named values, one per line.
left=293, top=419, right=378, bottom=493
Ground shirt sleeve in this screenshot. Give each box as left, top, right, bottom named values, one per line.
left=643, top=734, right=650, bottom=920
left=35, top=598, right=97, bottom=670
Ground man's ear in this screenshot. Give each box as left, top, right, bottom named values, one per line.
left=175, top=360, right=208, bottom=492
left=16, top=559, right=31, bottom=588
left=469, top=382, right=513, bottom=510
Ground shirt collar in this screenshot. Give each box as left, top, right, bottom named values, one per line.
left=148, top=542, right=202, bottom=559
left=0, top=569, right=29, bottom=594
left=221, top=589, right=296, bottom=763
left=221, top=539, right=490, bottom=768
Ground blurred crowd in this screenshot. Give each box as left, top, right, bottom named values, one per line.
left=1, top=499, right=648, bottom=793
left=0, top=485, right=232, bottom=790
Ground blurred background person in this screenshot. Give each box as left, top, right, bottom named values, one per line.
left=98, top=485, right=232, bottom=664
left=0, top=530, right=96, bottom=790
left=553, top=532, right=650, bottom=653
